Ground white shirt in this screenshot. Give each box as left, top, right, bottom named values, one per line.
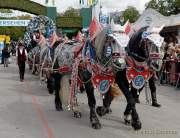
left=16, top=48, right=28, bottom=57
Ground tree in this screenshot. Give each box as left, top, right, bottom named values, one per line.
left=0, top=26, right=25, bottom=40
left=63, top=7, right=80, bottom=17
left=0, top=13, right=32, bottom=40
left=146, top=0, right=180, bottom=16
left=145, top=0, right=158, bottom=9
left=123, top=6, right=140, bottom=23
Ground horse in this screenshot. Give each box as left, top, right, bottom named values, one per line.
left=95, top=25, right=165, bottom=130
left=27, top=46, right=41, bottom=74
left=24, top=16, right=65, bottom=100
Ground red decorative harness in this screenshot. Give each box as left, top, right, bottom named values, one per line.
left=91, top=64, right=115, bottom=94
left=126, top=56, right=150, bottom=90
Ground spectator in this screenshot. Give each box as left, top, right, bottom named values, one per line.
left=2, top=45, right=10, bottom=67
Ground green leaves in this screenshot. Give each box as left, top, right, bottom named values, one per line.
left=57, top=7, right=82, bottom=28
left=0, top=26, right=25, bottom=40
left=123, top=6, right=140, bottom=23
left=146, top=0, right=180, bottom=16
left=62, top=7, right=80, bottom=17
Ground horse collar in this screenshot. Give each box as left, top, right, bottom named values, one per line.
left=126, top=56, right=150, bottom=90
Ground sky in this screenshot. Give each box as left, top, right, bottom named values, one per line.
left=30, top=0, right=151, bottom=13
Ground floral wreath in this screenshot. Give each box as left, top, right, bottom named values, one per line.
left=24, top=15, right=56, bottom=48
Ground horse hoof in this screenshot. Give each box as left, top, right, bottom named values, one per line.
left=48, top=89, right=54, bottom=94
left=90, top=114, right=101, bottom=129
left=107, top=108, right=112, bottom=114
left=131, top=120, right=142, bottom=130
left=124, top=115, right=131, bottom=125
left=74, top=112, right=82, bottom=118
left=92, top=122, right=101, bottom=129
left=56, top=105, right=63, bottom=111
left=96, top=106, right=107, bottom=117
left=124, top=119, right=131, bottom=125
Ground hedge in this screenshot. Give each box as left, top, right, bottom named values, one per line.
left=0, top=0, right=46, bottom=15
left=56, top=16, right=82, bottom=28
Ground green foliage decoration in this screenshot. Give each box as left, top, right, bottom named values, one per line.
left=0, top=0, right=46, bottom=15
left=56, top=16, right=82, bottom=28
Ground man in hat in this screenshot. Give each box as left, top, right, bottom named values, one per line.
left=16, top=40, right=28, bottom=82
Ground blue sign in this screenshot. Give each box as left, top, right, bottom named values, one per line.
left=100, top=14, right=108, bottom=25
left=132, top=75, right=145, bottom=89
left=142, top=32, right=150, bottom=39
left=99, top=80, right=110, bottom=94
left=0, top=20, right=30, bottom=26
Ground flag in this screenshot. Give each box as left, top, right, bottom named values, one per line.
left=88, top=0, right=93, bottom=6
left=89, top=17, right=103, bottom=41
left=124, top=20, right=131, bottom=35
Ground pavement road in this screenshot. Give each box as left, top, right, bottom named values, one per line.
left=0, top=59, right=180, bottom=138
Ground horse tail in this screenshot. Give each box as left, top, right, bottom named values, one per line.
left=110, top=83, right=122, bottom=98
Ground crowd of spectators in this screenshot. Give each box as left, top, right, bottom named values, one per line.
left=160, top=33, right=180, bottom=87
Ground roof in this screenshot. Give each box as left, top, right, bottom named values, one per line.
left=132, top=8, right=180, bottom=30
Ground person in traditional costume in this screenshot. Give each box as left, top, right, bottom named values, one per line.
left=16, top=40, right=28, bottom=82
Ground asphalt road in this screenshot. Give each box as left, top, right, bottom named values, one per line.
left=0, top=59, right=180, bottom=138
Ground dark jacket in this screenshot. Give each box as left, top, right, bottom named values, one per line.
left=2, top=48, right=10, bottom=58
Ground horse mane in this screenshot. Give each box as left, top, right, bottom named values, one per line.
left=94, top=26, right=111, bottom=60
left=127, top=27, right=149, bottom=62
left=128, top=27, right=148, bottom=49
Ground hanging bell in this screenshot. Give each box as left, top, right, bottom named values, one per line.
left=129, top=83, right=131, bottom=91
left=102, top=94, right=105, bottom=99
left=137, top=90, right=140, bottom=96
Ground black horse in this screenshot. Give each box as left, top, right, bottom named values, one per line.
left=96, top=27, right=164, bottom=130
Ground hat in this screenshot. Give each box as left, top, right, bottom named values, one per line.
left=18, top=40, right=24, bottom=47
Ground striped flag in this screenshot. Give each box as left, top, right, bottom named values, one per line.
left=89, top=16, right=103, bottom=41
left=124, top=20, right=131, bottom=35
